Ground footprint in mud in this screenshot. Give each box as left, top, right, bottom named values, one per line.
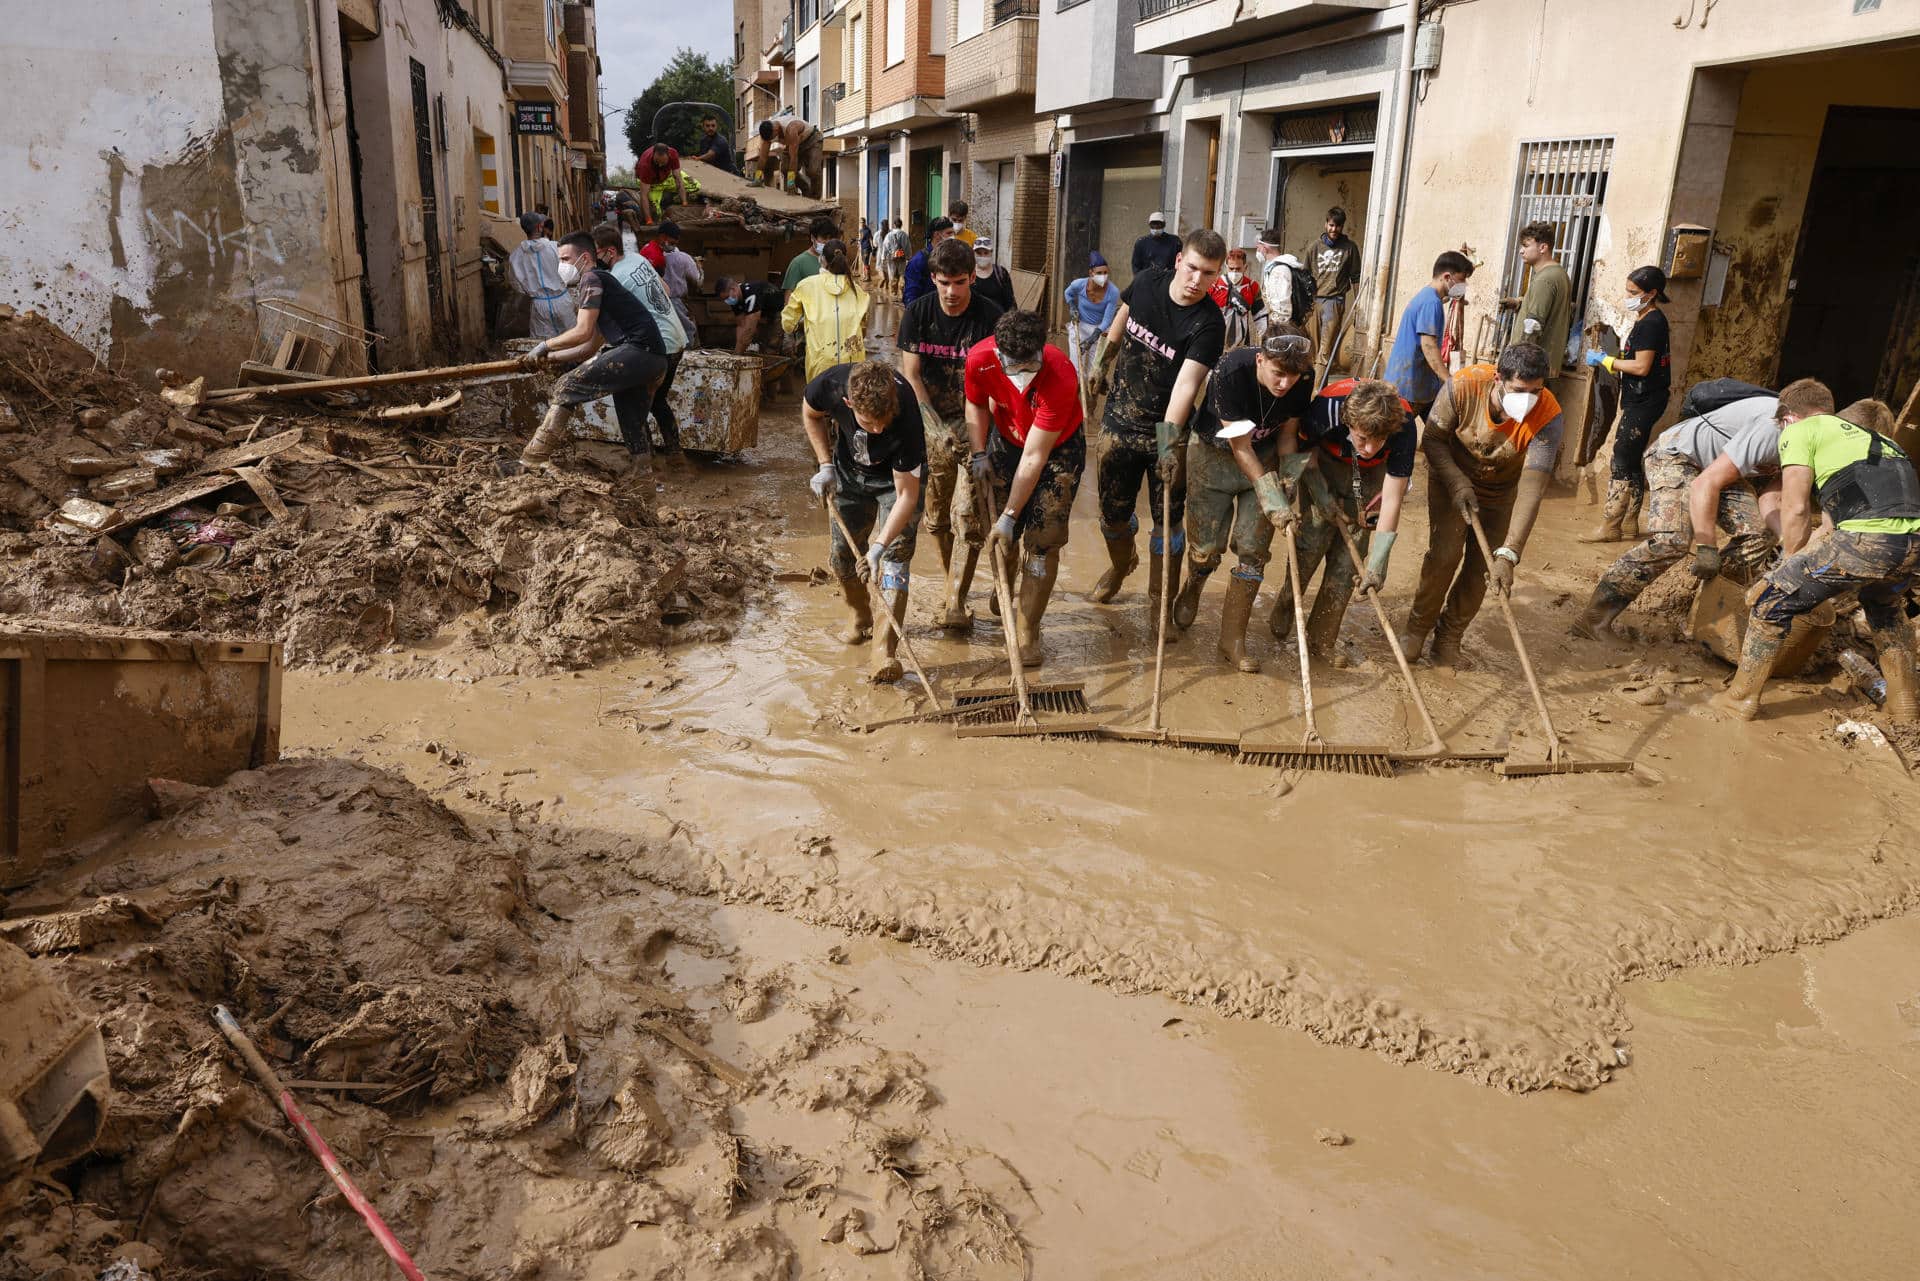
left=1123, top=1148, right=1162, bottom=1182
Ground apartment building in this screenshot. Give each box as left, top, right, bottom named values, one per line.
left=502, top=0, right=605, bottom=230
left=824, top=0, right=966, bottom=239
left=945, top=0, right=1051, bottom=280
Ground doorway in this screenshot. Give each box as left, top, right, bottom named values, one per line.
left=994, top=161, right=1015, bottom=270
left=1778, top=106, right=1920, bottom=407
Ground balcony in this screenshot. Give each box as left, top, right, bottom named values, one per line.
left=944, top=2, right=1040, bottom=110
left=1133, top=0, right=1388, bottom=57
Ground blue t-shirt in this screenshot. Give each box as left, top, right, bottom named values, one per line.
left=1385, top=287, right=1447, bottom=405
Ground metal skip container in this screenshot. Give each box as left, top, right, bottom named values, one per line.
left=575, top=350, right=764, bottom=454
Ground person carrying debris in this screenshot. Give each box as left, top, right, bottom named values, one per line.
left=1062, top=253, right=1119, bottom=379
left=1269, top=375, right=1418, bottom=668
left=803, top=359, right=927, bottom=682
left=781, top=241, right=870, bottom=383
left=595, top=225, right=690, bottom=459
left=509, top=212, right=576, bottom=340
left=718, top=276, right=784, bottom=353
left=965, top=309, right=1087, bottom=668
left=1401, top=342, right=1564, bottom=667
left=637, top=143, right=700, bottom=221
left=654, top=224, right=703, bottom=346
left=1508, top=222, right=1572, bottom=375
left=509, top=232, right=670, bottom=475
left=757, top=116, right=824, bottom=196
left=1711, top=400, right=1920, bottom=722
left=1572, top=378, right=1835, bottom=642
left=896, top=237, right=1003, bottom=630
left=1086, top=228, right=1228, bottom=624
left=1169, top=326, right=1315, bottom=673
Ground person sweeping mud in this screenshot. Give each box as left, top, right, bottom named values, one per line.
left=896, top=237, right=1003, bottom=629
left=1169, top=326, right=1315, bottom=672
left=1086, top=228, right=1227, bottom=625
left=1572, top=378, right=1835, bottom=642
left=1711, top=400, right=1920, bottom=722
left=1401, top=342, right=1564, bottom=667
left=803, top=360, right=927, bottom=682
left=1271, top=375, right=1419, bottom=667
left=509, top=232, right=669, bottom=475
left=963, top=308, right=1087, bottom=668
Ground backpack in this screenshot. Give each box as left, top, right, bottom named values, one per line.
left=1289, top=267, right=1314, bottom=328
left=1681, top=377, right=1773, bottom=419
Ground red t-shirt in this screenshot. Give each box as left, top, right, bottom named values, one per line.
left=1208, top=275, right=1260, bottom=310
left=639, top=241, right=666, bottom=270
left=637, top=148, right=681, bottom=185
left=964, top=339, right=1083, bottom=447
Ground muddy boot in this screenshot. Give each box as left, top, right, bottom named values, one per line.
left=1015, top=549, right=1059, bottom=669
left=1397, top=618, right=1433, bottom=662
left=1571, top=582, right=1634, bottom=643
left=937, top=541, right=981, bottom=631
left=1577, top=479, right=1632, bottom=544
left=932, top=528, right=955, bottom=578
left=1216, top=574, right=1260, bottom=673
left=869, top=586, right=906, bottom=682
left=1871, top=626, right=1920, bottom=725
left=1428, top=623, right=1472, bottom=671
left=1305, top=598, right=1351, bottom=669
left=1623, top=481, right=1646, bottom=539
left=1171, top=559, right=1213, bottom=630
left=513, top=404, right=574, bottom=471
left=1707, top=625, right=1781, bottom=720
left=1268, top=592, right=1296, bottom=644
left=1146, top=550, right=1182, bottom=643
left=1090, top=534, right=1138, bottom=603
left=835, top=574, right=873, bottom=645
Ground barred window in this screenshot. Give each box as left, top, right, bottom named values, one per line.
left=1501, top=137, right=1614, bottom=358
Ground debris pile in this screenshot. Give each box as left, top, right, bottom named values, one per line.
left=1, top=758, right=1034, bottom=1280
left=0, top=310, right=762, bottom=672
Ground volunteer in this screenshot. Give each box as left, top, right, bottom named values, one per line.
left=508, top=212, right=576, bottom=339
left=1581, top=265, right=1673, bottom=543
left=1062, top=253, right=1120, bottom=378
left=1208, top=248, right=1262, bottom=351
left=971, top=237, right=1016, bottom=311
left=780, top=240, right=870, bottom=382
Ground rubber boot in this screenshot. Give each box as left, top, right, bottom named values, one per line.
left=514, top=404, right=573, bottom=471
left=933, top=528, right=955, bottom=578
left=1091, top=534, right=1138, bottom=603
left=1577, top=479, right=1631, bottom=544
left=937, top=541, right=981, bottom=631
left=1429, top=622, right=1471, bottom=670
left=1397, top=619, right=1433, bottom=662
left=1216, top=575, right=1260, bottom=673
left=1870, top=626, right=1920, bottom=725
left=1708, top=623, right=1782, bottom=720
left=1015, top=549, right=1060, bottom=669
left=835, top=574, right=873, bottom=645
left=1172, top=559, right=1213, bottom=630
left=1623, top=481, right=1646, bottom=539
left=1570, top=581, right=1634, bottom=643
left=1305, top=596, right=1350, bottom=669
left=1147, top=550, right=1182, bottom=643
left=869, top=585, right=907, bottom=682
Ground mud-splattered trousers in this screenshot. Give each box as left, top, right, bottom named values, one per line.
left=1271, top=452, right=1383, bottom=638
left=1184, top=438, right=1282, bottom=585
left=989, top=428, right=1086, bottom=559
left=1096, top=429, right=1186, bottom=559
left=1407, top=466, right=1519, bottom=642
left=1607, top=390, right=1664, bottom=499
left=651, top=351, right=683, bottom=452
left=920, top=412, right=982, bottom=546
left=827, top=467, right=923, bottom=584
left=1750, top=530, right=1920, bottom=640
left=526, top=343, right=668, bottom=461
left=1596, top=450, right=1771, bottom=602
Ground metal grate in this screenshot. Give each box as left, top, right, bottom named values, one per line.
left=1499, top=137, right=1614, bottom=360
left=1137, top=0, right=1200, bottom=19
left=994, top=0, right=1040, bottom=21
left=1270, top=102, right=1378, bottom=150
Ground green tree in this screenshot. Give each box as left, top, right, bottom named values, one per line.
left=626, top=49, right=734, bottom=161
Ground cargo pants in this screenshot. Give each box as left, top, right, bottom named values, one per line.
left=1596, top=449, right=1771, bottom=600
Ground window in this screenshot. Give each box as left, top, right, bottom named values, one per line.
left=848, top=15, right=863, bottom=89
left=736, top=23, right=744, bottom=62
left=886, top=0, right=904, bottom=67
left=929, top=0, right=947, bottom=53
left=800, top=0, right=818, bottom=30
left=957, top=0, right=984, bottom=42
left=1500, top=137, right=1615, bottom=357
left=799, top=58, right=819, bottom=124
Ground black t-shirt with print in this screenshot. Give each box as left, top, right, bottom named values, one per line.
left=579, top=267, right=664, bottom=353
left=1193, top=348, right=1312, bottom=452
left=896, top=292, right=1003, bottom=423
left=804, top=365, right=928, bottom=482
left=1621, top=308, right=1672, bottom=405
left=1104, top=267, right=1227, bottom=439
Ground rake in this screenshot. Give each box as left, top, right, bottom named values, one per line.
left=1237, top=515, right=1397, bottom=775
left=1463, top=509, right=1636, bottom=777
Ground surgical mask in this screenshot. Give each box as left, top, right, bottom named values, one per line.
left=976, top=259, right=992, bottom=278
left=1501, top=391, right=1540, bottom=422
left=1227, top=270, right=1244, bottom=284
left=952, top=218, right=965, bottom=231
left=1447, top=282, right=1467, bottom=299
left=1621, top=293, right=1643, bottom=312
left=1150, top=225, right=1166, bottom=235
left=557, top=260, right=580, bottom=285
left=1091, top=272, right=1109, bottom=286
left=814, top=241, right=827, bottom=255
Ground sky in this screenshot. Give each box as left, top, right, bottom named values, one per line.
left=598, top=0, right=735, bottom=174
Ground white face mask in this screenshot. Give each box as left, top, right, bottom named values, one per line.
left=1621, top=293, right=1643, bottom=313
left=952, top=219, right=965, bottom=231
left=1501, top=390, right=1540, bottom=422
left=1447, top=281, right=1467, bottom=299
left=975, top=260, right=993, bottom=278
left=1091, top=272, right=1110, bottom=286
left=557, top=260, right=580, bottom=285
left=1227, top=270, right=1244, bottom=284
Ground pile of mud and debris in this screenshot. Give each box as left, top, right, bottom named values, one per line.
left=0, top=310, right=763, bottom=673
left=2, top=757, right=1033, bottom=1281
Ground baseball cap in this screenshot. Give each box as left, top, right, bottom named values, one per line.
left=1148, top=212, right=1167, bottom=226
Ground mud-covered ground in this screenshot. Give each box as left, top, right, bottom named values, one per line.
left=8, top=301, right=1919, bottom=1278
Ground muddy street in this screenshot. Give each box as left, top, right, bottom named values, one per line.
left=249, top=359, right=1920, bottom=1277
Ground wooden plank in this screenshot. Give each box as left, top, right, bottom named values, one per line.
left=111, top=429, right=306, bottom=527
left=232, top=465, right=291, bottom=522
left=236, top=362, right=329, bottom=387
left=204, top=358, right=529, bottom=402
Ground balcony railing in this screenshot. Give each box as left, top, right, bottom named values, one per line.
left=993, top=0, right=1040, bottom=21
left=1136, top=0, right=1201, bottom=17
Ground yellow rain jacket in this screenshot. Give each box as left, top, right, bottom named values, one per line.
left=780, top=270, right=871, bottom=383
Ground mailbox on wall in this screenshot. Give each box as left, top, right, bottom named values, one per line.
left=1665, top=224, right=1713, bottom=280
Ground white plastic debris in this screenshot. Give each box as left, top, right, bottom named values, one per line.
left=1834, top=720, right=1890, bottom=749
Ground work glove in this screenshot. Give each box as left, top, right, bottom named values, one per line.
left=969, top=450, right=991, bottom=488
left=1452, top=485, right=1480, bottom=517
left=1155, top=421, right=1182, bottom=484
left=990, top=511, right=1018, bottom=554
left=518, top=341, right=550, bottom=369
left=1489, top=550, right=1516, bottom=596
left=808, top=461, right=836, bottom=499
left=1584, top=349, right=1606, bottom=368
left=1690, top=542, right=1723, bottom=582
left=1253, top=471, right=1293, bottom=532
left=858, top=541, right=884, bottom=584
left=1090, top=335, right=1119, bottom=396
left=1359, top=530, right=1397, bottom=594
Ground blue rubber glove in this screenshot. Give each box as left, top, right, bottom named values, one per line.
left=1584, top=349, right=1606, bottom=368
left=1360, top=529, right=1397, bottom=593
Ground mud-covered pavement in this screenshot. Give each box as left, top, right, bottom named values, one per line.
left=271, top=311, right=1920, bottom=1278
